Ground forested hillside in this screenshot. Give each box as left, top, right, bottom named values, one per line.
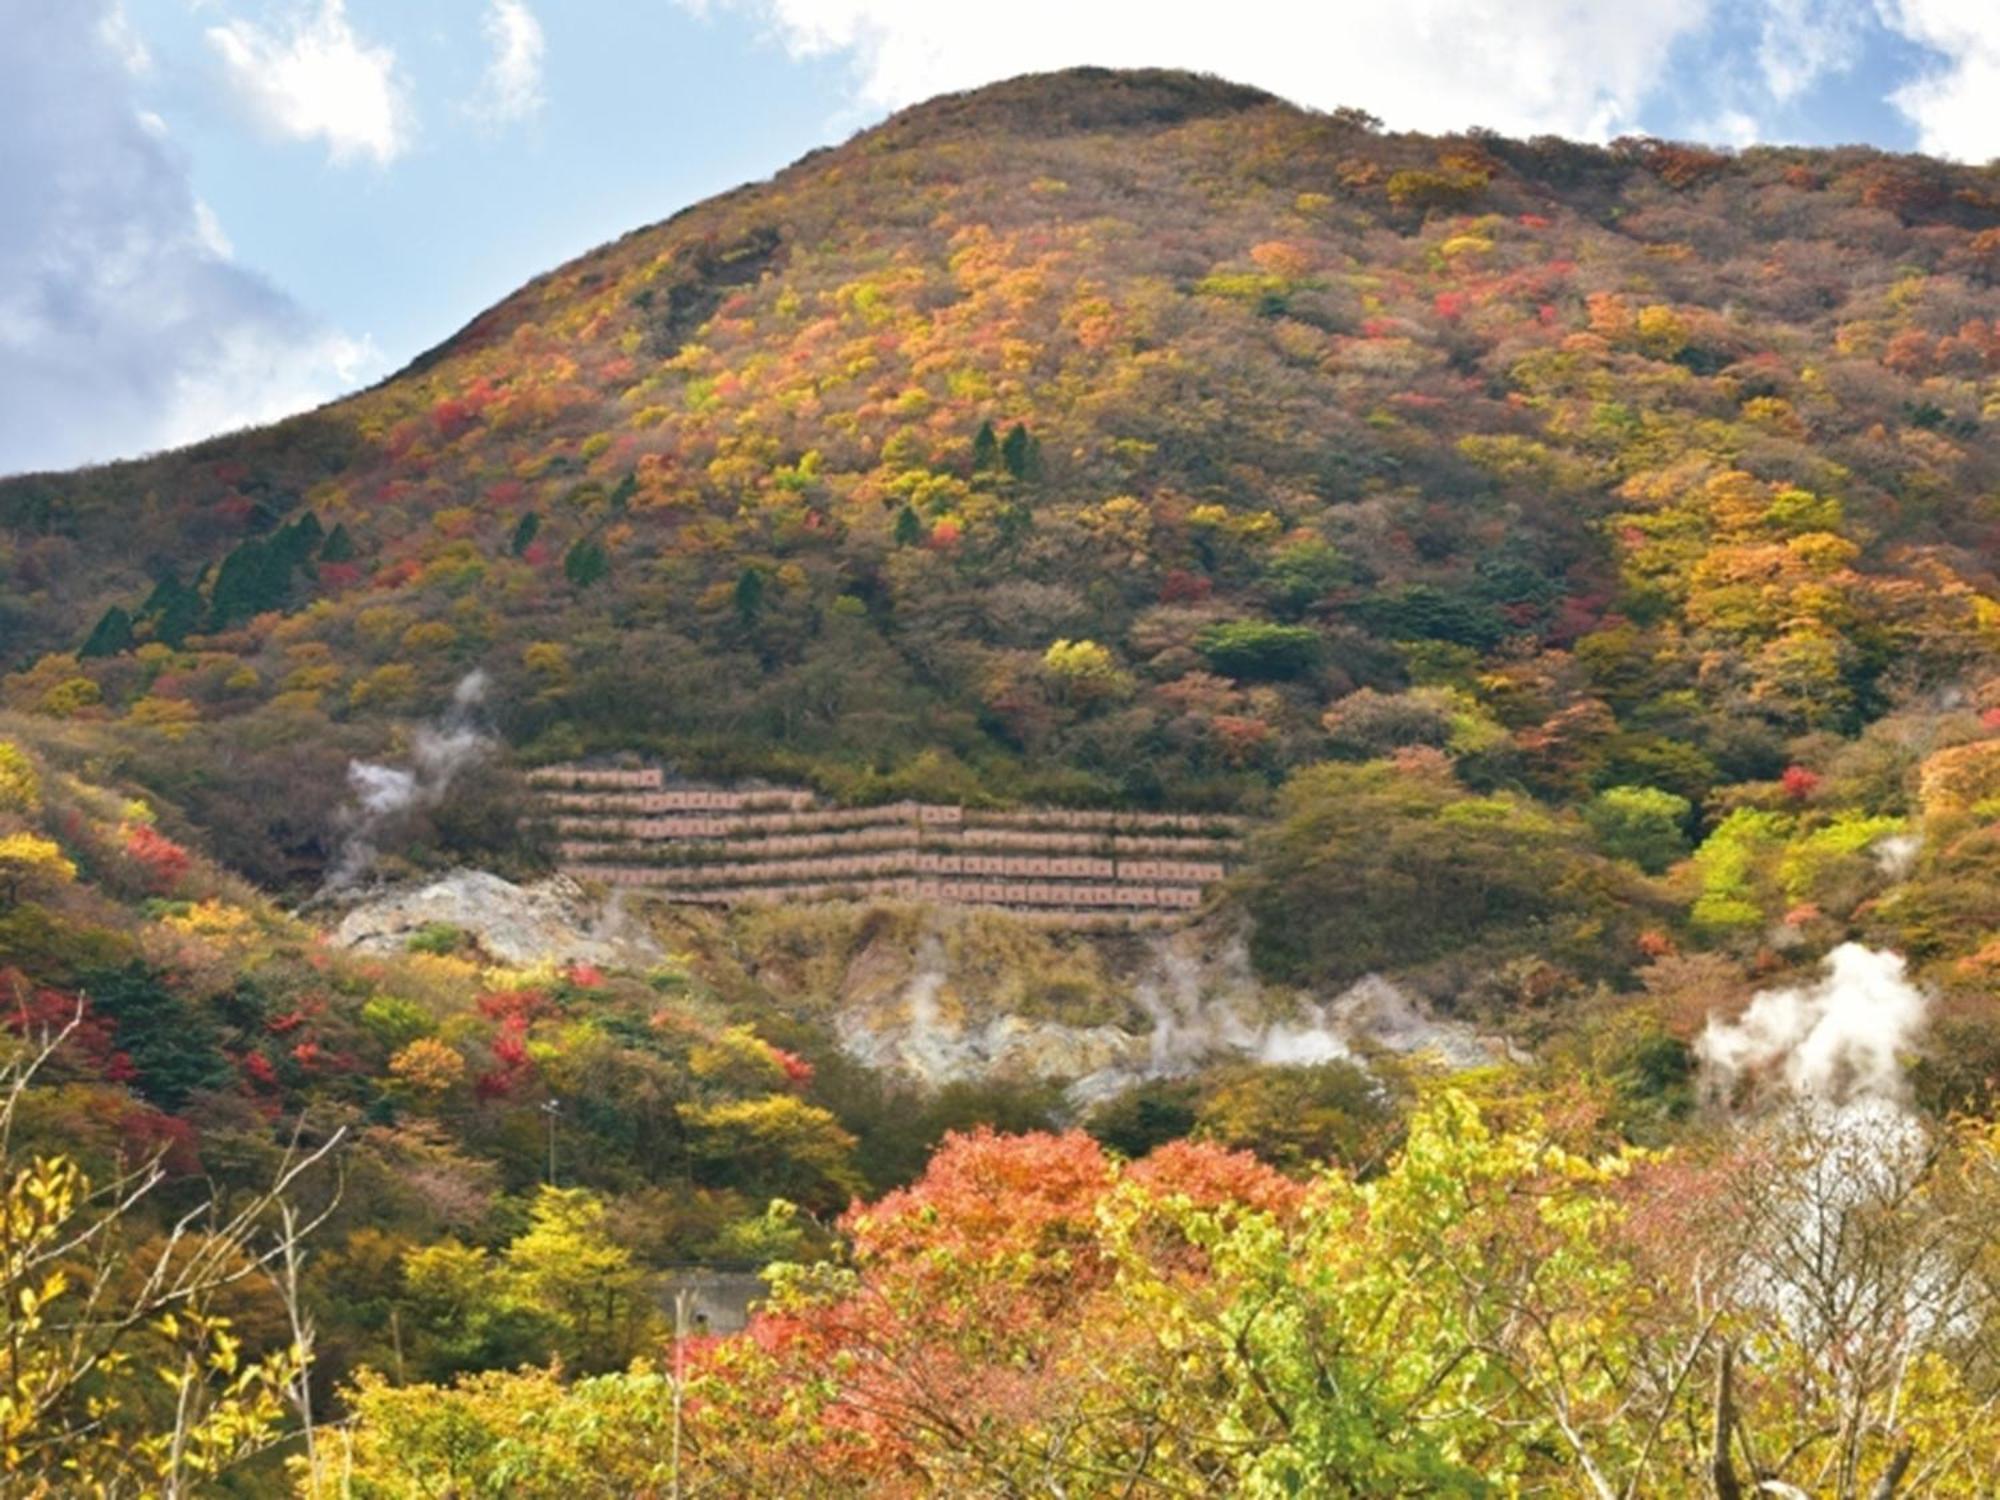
left=8, top=69, right=2000, bottom=878
left=4, top=68, right=2000, bottom=1494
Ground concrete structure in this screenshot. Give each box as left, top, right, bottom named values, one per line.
left=532, top=762, right=1245, bottom=925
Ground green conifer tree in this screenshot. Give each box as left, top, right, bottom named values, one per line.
left=320, top=522, right=358, bottom=563
left=511, top=512, right=541, bottom=557
left=972, top=419, right=1000, bottom=472
left=563, top=538, right=609, bottom=588
left=80, top=605, right=134, bottom=659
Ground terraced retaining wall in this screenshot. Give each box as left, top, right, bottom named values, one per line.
left=530, top=763, right=1245, bottom=926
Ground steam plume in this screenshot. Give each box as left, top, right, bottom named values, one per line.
left=1697, top=942, right=1929, bottom=1105
left=322, top=671, right=492, bottom=893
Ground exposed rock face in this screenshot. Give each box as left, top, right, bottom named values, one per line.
left=833, top=921, right=1508, bottom=1106
left=326, top=875, right=1510, bottom=1104
left=329, top=869, right=662, bottom=968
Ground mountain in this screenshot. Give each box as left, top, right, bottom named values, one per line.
left=8, top=66, right=2000, bottom=893
left=6, top=70, right=2000, bottom=1494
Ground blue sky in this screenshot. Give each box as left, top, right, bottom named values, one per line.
left=4, top=0, right=1999, bottom=478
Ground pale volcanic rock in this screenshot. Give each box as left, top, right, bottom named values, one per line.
left=330, top=869, right=662, bottom=968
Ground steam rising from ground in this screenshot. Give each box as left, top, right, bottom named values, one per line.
left=323, top=671, right=492, bottom=893
left=1871, top=832, right=1922, bottom=879
left=1698, top=945, right=1968, bottom=1356
left=1697, top=943, right=1929, bottom=1106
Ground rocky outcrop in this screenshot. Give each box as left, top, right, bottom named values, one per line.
left=831, top=920, right=1511, bottom=1106
left=329, top=869, right=662, bottom=968
left=324, top=874, right=1510, bottom=1105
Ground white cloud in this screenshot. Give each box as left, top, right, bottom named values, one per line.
left=680, top=0, right=1715, bottom=141
left=1878, top=0, right=2000, bottom=161
left=97, top=3, right=152, bottom=76
left=206, top=0, right=411, bottom=165
left=160, top=324, right=379, bottom=453
left=1756, top=0, right=1865, bottom=103
left=0, top=2, right=380, bottom=476
left=468, top=0, right=546, bottom=126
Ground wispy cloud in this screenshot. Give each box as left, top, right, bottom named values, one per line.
left=467, top=0, right=547, bottom=127
left=0, top=2, right=377, bottom=476
left=678, top=0, right=1716, bottom=142
left=206, top=0, right=412, bottom=166
left=1879, top=0, right=2000, bottom=160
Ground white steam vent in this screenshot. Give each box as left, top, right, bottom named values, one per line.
left=1697, top=942, right=1929, bottom=1105
left=323, top=670, right=493, bottom=893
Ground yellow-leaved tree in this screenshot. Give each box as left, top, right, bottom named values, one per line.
left=1, top=1011, right=342, bottom=1496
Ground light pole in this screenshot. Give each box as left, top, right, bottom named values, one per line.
left=541, top=1097, right=561, bottom=1186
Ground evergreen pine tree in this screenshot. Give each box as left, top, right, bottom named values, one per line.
left=563, top=538, right=609, bottom=588
left=276, top=512, right=323, bottom=567
left=208, top=538, right=286, bottom=628
left=80, top=605, right=134, bottom=659
left=893, top=505, right=924, bottom=546
left=320, top=522, right=358, bottom=563
left=1001, top=422, right=1039, bottom=480
left=734, top=565, right=765, bottom=621
left=511, top=512, right=541, bottom=557
left=972, top=419, right=1000, bottom=472
left=144, top=572, right=202, bottom=647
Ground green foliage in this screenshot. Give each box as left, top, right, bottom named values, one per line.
left=509, top=511, right=540, bottom=557
left=999, top=422, right=1039, bottom=480
left=1246, top=758, right=1646, bottom=984
left=1353, top=584, right=1505, bottom=649
left=680, top=1094, right=863, bottom=1213
left=562, top=537, right=608, bottom=588
left=1084, top=1078, right=1199, bottom=1158
left=320, top=521, right=358, bottom=562
left=500, top=1187, right=654, bottom=1370
left=1195, top=1058, right=1401, bottom=1172
left=403, top=921, right=465, bottom=956
left=139, top=571, right=203, bottom=648
left=971, top=419, right=1000, bottom=472
left=1262, top=538, right=1346, bottom=617
left=1583, top=784, right=1692, bottom=873
left=80, top=604, right=134, bottom=659
left=77, top=961, right=231, bottom=1110
left=361, top=994, right=435, bottom=1049
left=1195, top=620, right=1321, bottom=680
left=1690, top=808, right=1793, bottom=931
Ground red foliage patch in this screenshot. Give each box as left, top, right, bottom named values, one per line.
left=769, top=1046, right=815, bottom=1090
left=372, top=558, right=423, bottom=590
left=124, top=824, right=191, bottom=892
left=119, top=1106, right=201, bottom=1175
left=846, top=1127, right=1114, bottom=1270
left=2, top=973, right=136, bottom=1085
left=1159, top=568, right=1212, bottom=604
left=1127, top=1138, right=1303, bottom=1217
